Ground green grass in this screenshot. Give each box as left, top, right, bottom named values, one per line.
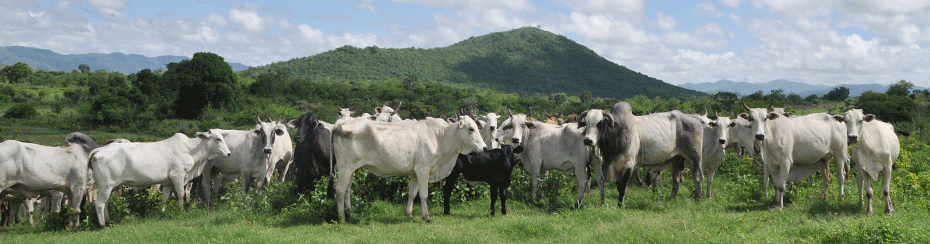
left=3, top=172, right=928, bottom=243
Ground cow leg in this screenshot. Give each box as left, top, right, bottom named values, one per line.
left=882, top=168, right=894, bottom=215
left=594, top=162, right=606, bottom=204
left=201, top=167, right=213, bottom=208
left=406, top=177, right=418, bottom=220
left=68, top=185, right=85, bottom=228
left=574, top=164, right=588, bottom=208
left=442, top=173, right=458, bottom=216
left=171, top=177, right=187, bottom=212
left=530, top=175, right=539, bottom=202
left=864, top=174, right=874, bottom=215
left=820, top=160, right=831, bottom=200
left=279, top=160, right=292, bottom=182
left=335, top=167, right=357, bottom=222
left=772, top=163, right=789, bottom=208
left=763, top=163, right=770, bottom=197
left=705, top=170, right=716, bottom=199
left=670, top=161, right=684, bottom=199
left=690, top=156, right=703, bottom=201
left=857, top=167, right=865, bottom=207
left=836, top=155, right=847, bottom=202
left=24, top=198, right=35, bottom=227
left=616, top=168, right=633, bottom=207
left=489, top=185, right=498, bottom=216
left=160, top=185, right=173, bottom=212
left=500, top=186, right=509, bottom=215
left=415, top=171, right=431, bottom=223
left=241, top=172, right=251, bottom=194
left=12, top=200, right=23, bottom=224
left=95, top=186, right=114, bottom=227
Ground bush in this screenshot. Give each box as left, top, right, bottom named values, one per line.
left=3, top=103, right=38, bottom=118
left=856, top=91, right=915, bottom=123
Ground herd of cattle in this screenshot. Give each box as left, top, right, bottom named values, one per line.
left=0, top=101, right=902, bottom=229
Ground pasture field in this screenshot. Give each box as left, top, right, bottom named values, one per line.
left=2, top=150, right=929, bottom=243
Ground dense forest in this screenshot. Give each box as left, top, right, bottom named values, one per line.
left=240, top=27, right=704, bottom=100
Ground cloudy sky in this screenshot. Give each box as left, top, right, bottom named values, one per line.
left=2, top=0, right=929, bottom=86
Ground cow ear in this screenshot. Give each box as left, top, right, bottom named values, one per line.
left=739, top=113, right=749, bottom=119
left=708, top=122, right=717, bottom=128
left=832, top=115, right=845, bottom=122
left=253, top=128, right=262, bottom=135
left=287, top=119, right=298, bottom=128
left=728, top=122, right=736, bottom=127
left=275, top=129, right=285, bottom=136
left=766, top=112, right=779, bottom=120
left=525, top=122, right=535, bottom=129
left=447, top=118, right=456, bottom=124
left=512, top=146, right=524, bottom=154
left=196, top=132, right=208, bottom=139
left=864, top=114, right=876, bottom=122
left=375, top=107, right=382, bottom=113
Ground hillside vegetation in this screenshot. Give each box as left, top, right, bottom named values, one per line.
left=240, top=27, right=704, bottom=100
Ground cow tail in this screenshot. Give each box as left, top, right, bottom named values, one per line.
left=87, top=148, right=100, bottom=171
left=329, top=132, right=336, bottom=177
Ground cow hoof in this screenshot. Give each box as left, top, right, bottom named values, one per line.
left=424, top=218, right=432, bottom=223
left=405, top=212, right=413, bottom=219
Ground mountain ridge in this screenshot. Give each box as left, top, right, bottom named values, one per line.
left=681, top=79, right=926, bottom=97
left=0, top=46, right=249, bottom=73
left=240, top=27, right=704, bottom=100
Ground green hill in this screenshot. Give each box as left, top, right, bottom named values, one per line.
left=240, top=27, right=704, bottom=99
left=0, top=46, right=250, bottom=73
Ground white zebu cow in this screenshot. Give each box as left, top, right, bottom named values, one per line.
left=497, top=114, right=604, bottom=206
left=837, top=109, right=899, bottom=214
left=743, top=103, right=848, bottom=208
left=89, top=130, right=231, bottom=227
left=373, top=102, right=403, bottom=123
left=579, top=103, right=704, bottom=206
left=701, top=113, right=731, bottom=198
left=332, top=116, right=486, bottom=222
left=201, top=119, right=289, bottom=207
left=478, top=113, right=501, bottom=149
left=0, top=132, right=100, bottom=227
left=267, top=119, right=295, bottom=183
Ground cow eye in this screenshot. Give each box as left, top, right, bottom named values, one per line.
left=275, top=129, right=285, bottom=136
left=729, top=122, right=736, bottom=127
left=469, top=128, right=475, bottom=132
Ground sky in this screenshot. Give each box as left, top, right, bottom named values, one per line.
left=2, top=0, right=929, bottom=87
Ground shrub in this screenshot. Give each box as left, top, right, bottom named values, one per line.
left=3, top=103, right=38, bottom=118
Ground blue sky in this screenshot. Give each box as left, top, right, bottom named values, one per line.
left=2, top=0, right=929, bottom=86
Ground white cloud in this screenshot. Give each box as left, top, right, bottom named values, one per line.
left=88, top=0, right=126, bottom=9
left=656, top=12, right=676, bottom=31
left=205, top=13, right=227, bottom=27
left=392, top=0, right=531, bottom=11
left=229, top=9, right=265, bottom=32
left=356, top=0, right=379, bottom=13
left=721, top=0, right=741, bottom=8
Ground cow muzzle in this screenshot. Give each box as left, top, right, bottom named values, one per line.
left=225, top=152, right=232, bottom=157
left=490, top=126, right=496, bottom=131
left=583, top=138, right=594, bottom=146
left=847, top=135, right=858, bottom=144
left=263, top=148, right=272, bottom=154
left=718, top=139, right=726, bottom=145
left=511, top=138, right=520, bottom=144
left=755, top=134, right=765, bottom=141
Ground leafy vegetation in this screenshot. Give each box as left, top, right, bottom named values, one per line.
left=240, top=27, right=704, bottom=100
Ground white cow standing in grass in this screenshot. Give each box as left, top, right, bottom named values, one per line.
left=478, top=112, right=501, bottom=149
left=837, top=109, right=899, bottom=215
left=89, top=130, right=231, bottom=227
left=201, top=118, right=289, bottom=207
left=0, top=132, right=101, bottom=228
left=743, top=102, right=848, bottom=208
left=332, top=116, right=486, bottom=223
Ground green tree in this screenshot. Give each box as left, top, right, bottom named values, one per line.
left=823, top=87, right=849, bottom=101
left=805, top=94, right=818, bottom=103
left=856, top=91, right=914, bottom=123
left=786, top=93, right=803, bottom=104
left=79, top=64, right=90, bottom=74
left=764, top=89, right=786, bottom=102
left=886, top=79, right=914, bottom=97
left=712, top=92, right=738, bottom=111
left=165, top=52, right=239, bottom=119
left=1, top=62, right=33, bottom=83
left=580, top=90, right=592, bottom=105
left=744, top=90, right=764, bottom=100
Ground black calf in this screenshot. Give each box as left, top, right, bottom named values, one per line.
left=443, top=145, right=523, bottom=216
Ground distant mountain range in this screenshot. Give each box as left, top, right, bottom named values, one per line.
left=680, top=79, right=926, bottom=97
left=0, top=46, right=249, bottom=73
